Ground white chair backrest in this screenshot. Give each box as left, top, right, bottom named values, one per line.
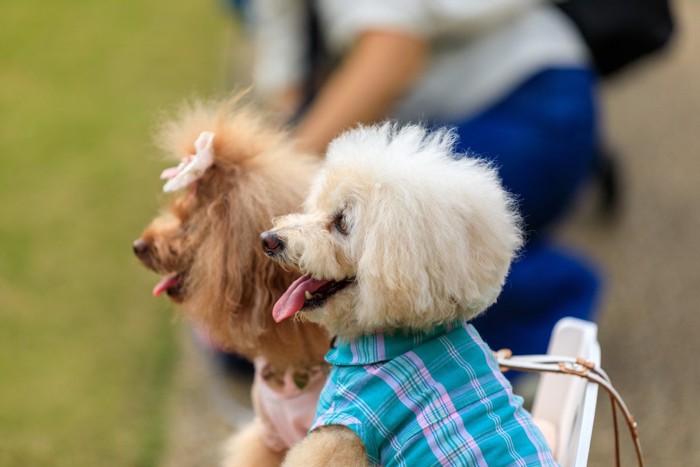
left=531, top=317, right=600, bottom=467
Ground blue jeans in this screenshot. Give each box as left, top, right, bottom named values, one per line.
left=442, top=68, right=601, bottom=356
left=447, top=68, right=599, bottom=235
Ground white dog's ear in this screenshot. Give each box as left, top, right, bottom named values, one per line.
left=352, top=191, right=438, bottom=328
left=351, top=160, right=523, bottom=331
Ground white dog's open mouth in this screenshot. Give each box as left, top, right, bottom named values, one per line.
left=273, top=274, right=353, bottom=322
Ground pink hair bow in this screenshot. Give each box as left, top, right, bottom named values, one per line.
left=160, top=131, right=215, bottom=192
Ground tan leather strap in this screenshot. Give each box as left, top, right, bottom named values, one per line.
left=496, top=351, right=644, bottom=467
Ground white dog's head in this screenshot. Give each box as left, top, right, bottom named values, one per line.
left=262, top=123, right=523, bottom=338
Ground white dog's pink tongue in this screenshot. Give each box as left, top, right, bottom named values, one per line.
left=153, top=274, right=180, bottom=297
left=273, top=274, right=330, bottom=322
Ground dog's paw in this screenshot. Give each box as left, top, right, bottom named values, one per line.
left=282, top=425, right=367, bottom=467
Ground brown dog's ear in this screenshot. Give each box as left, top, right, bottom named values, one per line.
left=181, top=152, right=316, bottom=353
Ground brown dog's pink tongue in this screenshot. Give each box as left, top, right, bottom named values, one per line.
left=273, top=274, right=330, bottom=322
left=153, top=274, right=180, bottom=297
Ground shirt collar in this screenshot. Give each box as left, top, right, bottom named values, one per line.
left=326, top=321, right=463, bottom=366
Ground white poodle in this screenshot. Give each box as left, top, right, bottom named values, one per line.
left=261, top=123, right=557, bottom=466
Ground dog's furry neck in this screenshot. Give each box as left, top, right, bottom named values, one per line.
left=305, top=301, right=472, bottom=342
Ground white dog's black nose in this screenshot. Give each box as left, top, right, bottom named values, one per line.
left=260, top=231, right=284, bottom=256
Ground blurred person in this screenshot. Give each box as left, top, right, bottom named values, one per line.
left=234, top=0, right=601, bottom=358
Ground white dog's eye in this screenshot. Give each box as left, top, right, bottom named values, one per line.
left=331, top=211, right=349, bottom=236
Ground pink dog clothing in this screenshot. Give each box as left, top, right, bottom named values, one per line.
left=252, top=357, right=328, bottom=452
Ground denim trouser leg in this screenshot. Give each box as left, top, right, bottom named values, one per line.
left=445, top=68, right=601, bottom=355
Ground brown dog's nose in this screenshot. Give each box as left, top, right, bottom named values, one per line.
left=133, top=239, right=149, bottom=257
left=260, top=231, right=284, bottom=256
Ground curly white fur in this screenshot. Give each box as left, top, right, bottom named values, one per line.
left=267, top=122, right=523, bottom=338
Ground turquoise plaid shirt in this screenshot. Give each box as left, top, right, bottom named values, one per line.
left=311, top=322, right=557, bottom=466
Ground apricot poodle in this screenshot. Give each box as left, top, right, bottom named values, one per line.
left=133, top=98, right=330, bottom=466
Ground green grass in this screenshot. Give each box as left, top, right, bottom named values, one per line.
left=0, top=1, right=234, bottom=465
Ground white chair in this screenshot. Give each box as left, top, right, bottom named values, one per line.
left=530, top=317, right=600, bottom=467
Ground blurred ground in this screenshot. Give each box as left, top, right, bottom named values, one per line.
left=0, top=1, right=228, bottom=465
left=160, top=2, right=700, bottom=466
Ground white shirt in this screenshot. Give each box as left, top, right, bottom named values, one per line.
left=250, top=0, right=589, bottom=120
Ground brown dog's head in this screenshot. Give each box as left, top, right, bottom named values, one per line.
left=134, top=99, right=327, bottom=360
